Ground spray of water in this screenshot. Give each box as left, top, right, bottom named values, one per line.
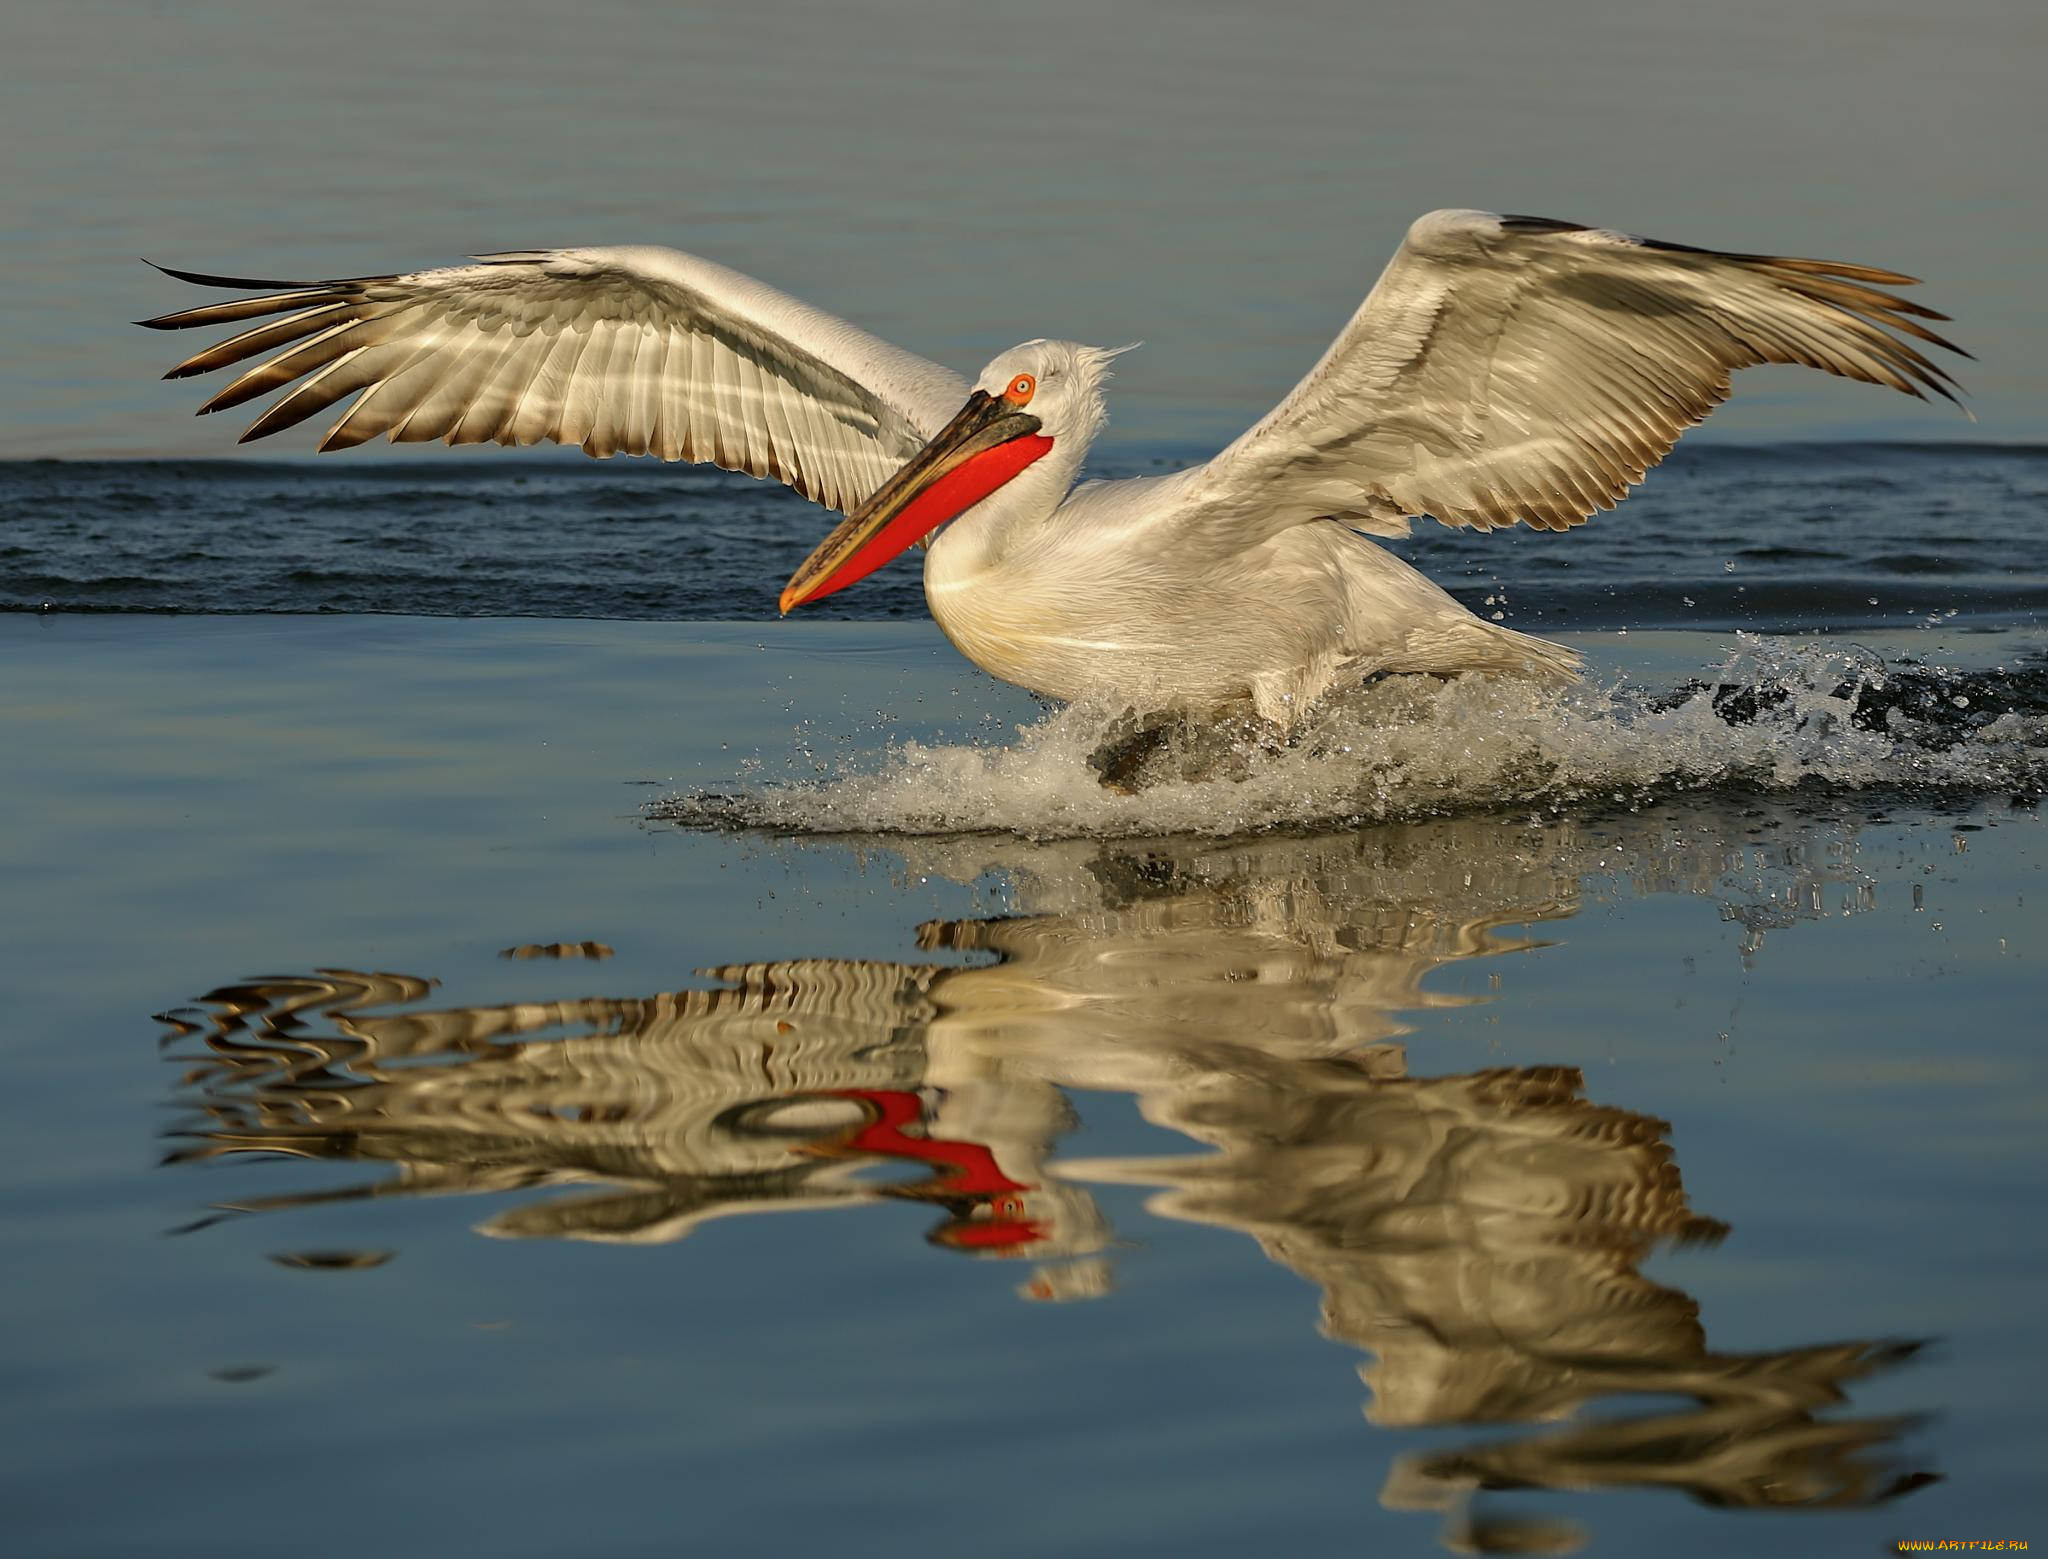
left=657, top=634, right=2048, bottom=841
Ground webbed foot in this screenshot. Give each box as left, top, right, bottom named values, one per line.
left=1087, top=710, right=1288, bottom=793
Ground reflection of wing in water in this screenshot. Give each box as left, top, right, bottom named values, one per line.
left=163, top=958, right=1109, bottom=1261
left=1061, top=1051, right=1933, bottom=1532
left=155, top=811, right=1928, bottom=1545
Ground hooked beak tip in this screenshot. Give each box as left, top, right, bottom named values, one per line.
left=777, top=583, right=802, bottom=615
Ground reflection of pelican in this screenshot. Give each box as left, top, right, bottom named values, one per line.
left=161, top=959, right=1108, bottom=1266
left=156, top=813, right=1929, bottom=1544
left=143, top=213, right=1960, bottom=724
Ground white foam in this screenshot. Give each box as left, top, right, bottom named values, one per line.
left=660, top=634, right=2048, bottom=841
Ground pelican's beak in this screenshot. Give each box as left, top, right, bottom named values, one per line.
left=779, top=391, right=1047, bottom=612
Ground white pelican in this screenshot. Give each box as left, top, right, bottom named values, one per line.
left=142, top=210, right=1964, bottom=728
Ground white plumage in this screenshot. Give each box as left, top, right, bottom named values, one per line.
left=147, top=245, right=966, bottom=512
left=145, top=210, right=1964, bottom=726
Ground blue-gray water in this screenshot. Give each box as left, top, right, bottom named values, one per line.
left=3, top=440, right=2047, bottom=1555
left=8, top=0, right=2046, bottom=457
left=9, top=443, right=2047, bottom=630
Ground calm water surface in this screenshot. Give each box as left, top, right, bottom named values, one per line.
left=2, top=466, right=2045, bottom=1552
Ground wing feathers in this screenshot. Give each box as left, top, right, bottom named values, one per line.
left=140, top=290, right=343, bottom=332
left=318, top=338, right=453, bottom=451
left=446, top=329, right=534, bottom=447
left=143, top=247, right=970, bottom=517
left=552, top=320, right=607, bottom=452
left=621, top=325, right=663, bottom=459
left=506, top=327, right=579, bottom=446
left=197, top=314, right=405, bottom=415
left=163, top=304, right=352, bottom=379
left=391, top=323, right=522, bottom=444
left=235, top=347, right=374, bottom=443
left=1188, top=210, right=1968, bottom=539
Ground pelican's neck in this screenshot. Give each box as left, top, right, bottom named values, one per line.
left=927, top=420, right=1094, bottom=578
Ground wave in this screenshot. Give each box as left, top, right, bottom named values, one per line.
left=6, top=442, right=2045, bottom=623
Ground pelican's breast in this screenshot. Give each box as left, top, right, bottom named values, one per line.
left=923, top=538, right=1108, bottom=703
left=920, top=497, right=1253, bottom=711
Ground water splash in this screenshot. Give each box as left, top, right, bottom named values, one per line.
left=657, top=634, right=2048, bottom=840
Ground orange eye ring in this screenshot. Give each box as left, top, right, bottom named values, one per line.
left=1003, top=373, right=1036, bottom=405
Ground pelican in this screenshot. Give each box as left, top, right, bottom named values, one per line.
left=142, top=210, right=1964, bottom=729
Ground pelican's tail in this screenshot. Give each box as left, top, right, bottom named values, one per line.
left=1386, top=617, right=1584, bottom=688
left=1473, top=620, right=1584, bottom=686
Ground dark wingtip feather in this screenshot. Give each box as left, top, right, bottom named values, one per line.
left=1762, top=254, right=1922, bottom=286
left=145, top=259, right=312, bottom=291
left=316, top=421, right=380, bottom=454
left=1500, top=214, right=1590, bottom=235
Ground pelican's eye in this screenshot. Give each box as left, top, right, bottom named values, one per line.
left=1003, top=373, right=1036, bottom=405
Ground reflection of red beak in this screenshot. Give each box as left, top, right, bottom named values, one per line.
left=817, top=1089, right=1032, bottom=1189
left=933, top=1214, right=1048, bottom=1252
left=779, top=391, right=1050, bottom=611
left=807, top=1088, right=1049, bottom=1252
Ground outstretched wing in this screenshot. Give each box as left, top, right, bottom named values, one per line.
left=1174, top=209, right=1966, bottom=540
left=141, top=246, right=970, bottom=516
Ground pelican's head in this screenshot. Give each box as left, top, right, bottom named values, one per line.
left=780, top=340, right=1132, bottom=612
left=971, top=338, right=1130, bottom=444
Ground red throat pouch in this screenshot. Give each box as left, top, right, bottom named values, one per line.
left=804, top=434, right=1053, bottom=604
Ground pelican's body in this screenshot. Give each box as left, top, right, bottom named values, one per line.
left=142, top=211, right=1963, bottom=728
left=921, top=451, right=1560, bottom=723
